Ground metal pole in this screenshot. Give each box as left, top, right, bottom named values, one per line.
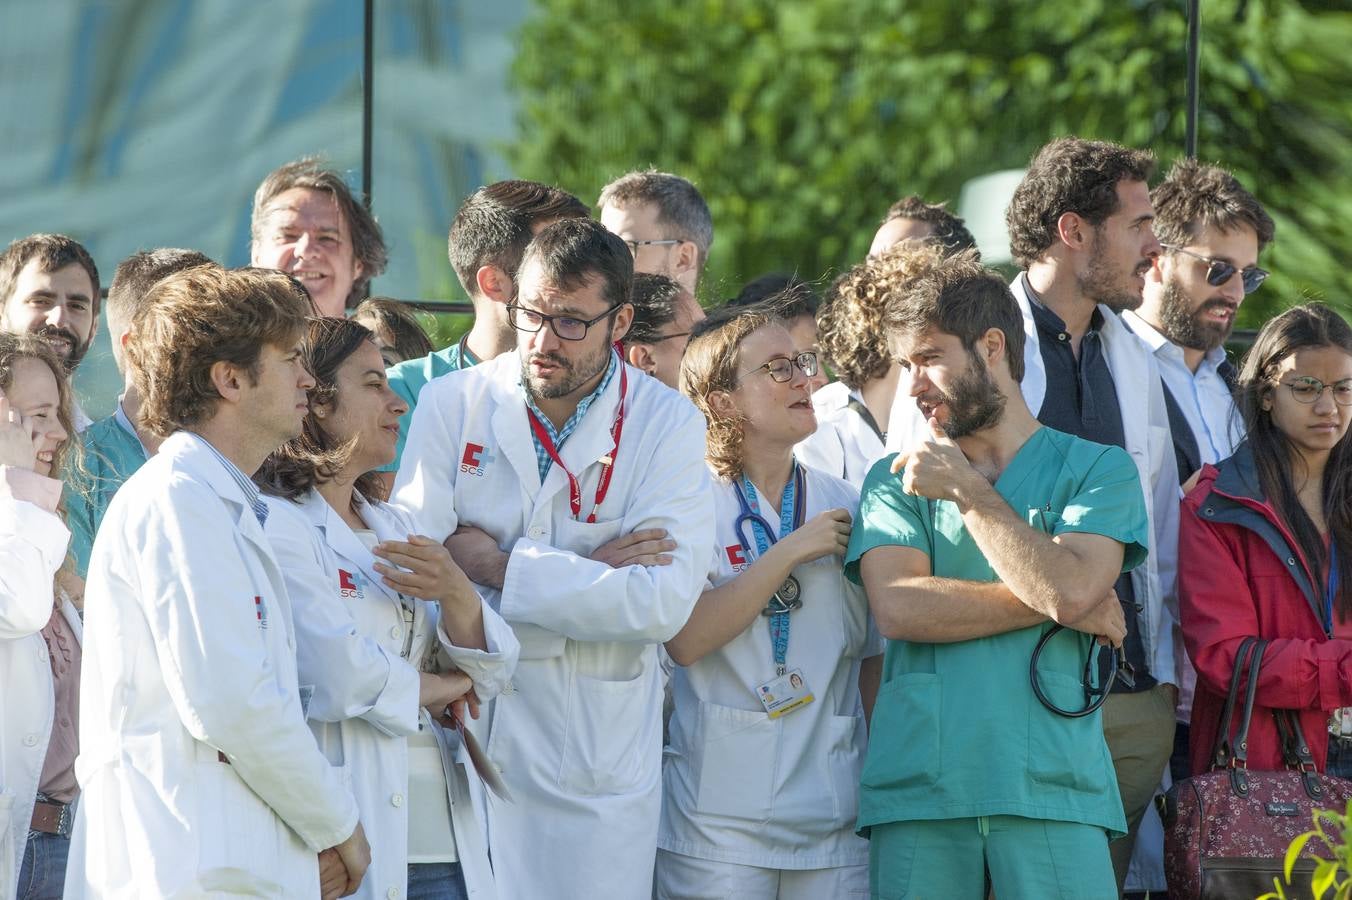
left=1185, top=0, right=1201, bottom=158
left=361, top=0, right=374, bottom=209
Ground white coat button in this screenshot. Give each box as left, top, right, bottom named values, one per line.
left=391, top=793, right=403, bottom=807
left=387, top=889, right=400, bottom=900
left=503, top=680, right=516, bottom=695
left=23, top=733, right=38, bottom=747
left=527, top=526, right=544, bottom=539
left=390, top=626, right=402, bottom=640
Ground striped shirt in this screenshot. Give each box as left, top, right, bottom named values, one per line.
left=524, top=350, right=620, bottom=482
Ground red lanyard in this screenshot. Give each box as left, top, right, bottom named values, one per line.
left=526, top=365, right=627, bottom=523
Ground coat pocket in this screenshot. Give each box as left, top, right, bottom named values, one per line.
left=1027, top=671, right=1113, bottom=795
left=859, top=673, right=942, bottom=791
left=825, top=714, right=867, bottom=826
left=559, top=668, right=651, bottom=796
left=692, top=701, right=778, bottom=822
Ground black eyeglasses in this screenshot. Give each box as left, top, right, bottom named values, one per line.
left=622, top=238, right=681, bottom=257
left=736, top=351, right=819, bottom=384
left=647, top=330, right=691, bottom=344
left=1283, top=376, right=1352, bottom=407
left=1162, top=244, right=1269, bottom=295
left=506, top=302, right=624, bottom=341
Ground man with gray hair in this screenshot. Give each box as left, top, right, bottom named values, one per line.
left=249, top=157, right=387, bottom=317
left=599, top=169, right=713, bottom=296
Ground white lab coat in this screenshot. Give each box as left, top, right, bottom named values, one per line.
left=65, top=432, right=359, bottom=899
left=659, top=467, right=881, bottom=871
left=884, top=278, right=1180, bottom=685
left=392, top=353, right=714, bottom=900
left=0, top=472, right=72, bottom=900
left=264, top=488, right=519, bottom=900
left=794, top=381, right=886, bottom=488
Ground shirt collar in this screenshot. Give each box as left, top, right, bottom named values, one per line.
left=1122, top=310, right=1229, bottom=372
left=523, top=348, right=620, bottom=441
left=197, top=435, right=269, bottom=527
left=1022, top=273, right=1104, bottom=336
left=112, top=395, right=153, bottom=459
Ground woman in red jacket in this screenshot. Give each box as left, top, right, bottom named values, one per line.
left=1180, top=303, right=1352, bottom=777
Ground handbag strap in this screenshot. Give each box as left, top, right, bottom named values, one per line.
left=1210, top=637, right=1260, bottom=770
left=1230, top=638, right=1269, bottom=769
left=1225, top=638, right=1269, bottom=796
left=1274, top=708, right=1326, bottom=801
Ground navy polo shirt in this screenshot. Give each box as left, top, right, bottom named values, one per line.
left=1023, top=275, right=1154, bottom=691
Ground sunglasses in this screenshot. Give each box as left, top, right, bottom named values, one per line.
left=1162, top=245, right=1269, bottom=295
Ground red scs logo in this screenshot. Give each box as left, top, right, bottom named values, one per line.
left=725, top=545, right=748, bottom=573
left=460, top=442, right=497, bottom=477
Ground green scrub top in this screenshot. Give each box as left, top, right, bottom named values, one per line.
left=844, top=426, right=1147, bottom=837
left=378, top=339, right=478, bottom=474
left=66, top=413, right=150, bottom=576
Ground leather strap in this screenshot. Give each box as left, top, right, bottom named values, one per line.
left=30, top=799, right=72, bottom=837
left=1211, top=636, right=1259, bottom=769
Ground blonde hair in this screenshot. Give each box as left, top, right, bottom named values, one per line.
left=818, top=241, right=947, bottom=389
left=0, top=332, right=85, bottom=511
left=679, top=309, right=774, bottom=479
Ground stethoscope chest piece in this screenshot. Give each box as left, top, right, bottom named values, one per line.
left=762, top=574, right=803, bottom=616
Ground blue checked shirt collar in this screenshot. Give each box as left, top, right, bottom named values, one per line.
left=199, top=436, right=269, bottom=527
left=524, top=349, right=619, bottom=482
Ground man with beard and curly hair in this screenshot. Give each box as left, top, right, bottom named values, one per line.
left=0, top=234, right=100, bottom=431
left=1004, top=136, right=1181, bottom=896
left=847, top=251, right=1143, bottom=898
left=1124, top=159, right=1274, bottom=486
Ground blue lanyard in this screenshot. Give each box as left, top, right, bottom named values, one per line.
left=734, top=464, right=802, bottom=674
left=1326, top=545, right=1340, bottom=636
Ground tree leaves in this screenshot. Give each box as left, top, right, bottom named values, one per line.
left=510, top=0, right=1352, bottom=322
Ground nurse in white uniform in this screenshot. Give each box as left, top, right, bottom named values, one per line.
left=257, top=317, right=519, bottom=900
left=657, top=310, right=884, bottom=899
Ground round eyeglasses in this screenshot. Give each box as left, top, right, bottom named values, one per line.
left=1162, top=244, right=1269, bottom=295
left=736, top=351, right=819, bottom=384
left=1283, top=376, right=1352, bottom=407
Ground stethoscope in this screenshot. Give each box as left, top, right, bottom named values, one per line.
left=1030, top=624, right=1134, bottom=718
left=732, top=464, right=807, bottom=616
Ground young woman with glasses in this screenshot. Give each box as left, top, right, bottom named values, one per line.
left=655, top=308, right=883, bottom=900
left=1180, top=303, right=1352, bottom=777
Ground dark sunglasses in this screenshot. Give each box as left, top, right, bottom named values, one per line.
left=1162, top=244, right=1269, bottom=295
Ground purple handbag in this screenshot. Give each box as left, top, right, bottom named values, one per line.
left=1164, top=637, right=1352, bottom=898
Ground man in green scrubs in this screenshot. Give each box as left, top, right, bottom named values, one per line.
left=845, top=252, right=1148, bottom=898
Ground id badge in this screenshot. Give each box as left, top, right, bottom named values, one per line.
left=756, top=668, right=815, bottom=719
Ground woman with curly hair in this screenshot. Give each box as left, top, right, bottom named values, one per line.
left=797, top=242, right=945, bottom=486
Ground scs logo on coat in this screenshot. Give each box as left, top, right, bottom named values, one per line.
left=725, top=545, right=749, bottom=573
left=338, top=569, right=368, bottom=600
left=461, top=441, right=497, bottom=477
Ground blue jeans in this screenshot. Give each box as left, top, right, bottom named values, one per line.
left=1327, top=736, right=1352, bottom=779
left=407, top=862, right=470, bottom=900
left=17, top=831, right=71, bottom=900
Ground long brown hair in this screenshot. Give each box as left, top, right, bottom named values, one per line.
left=255, top=317, right=385, bottom=507
left=1236, top=303, right=1352, bottom=618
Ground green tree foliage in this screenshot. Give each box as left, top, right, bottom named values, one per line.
left=509, top=0, right=1352, bottom=323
